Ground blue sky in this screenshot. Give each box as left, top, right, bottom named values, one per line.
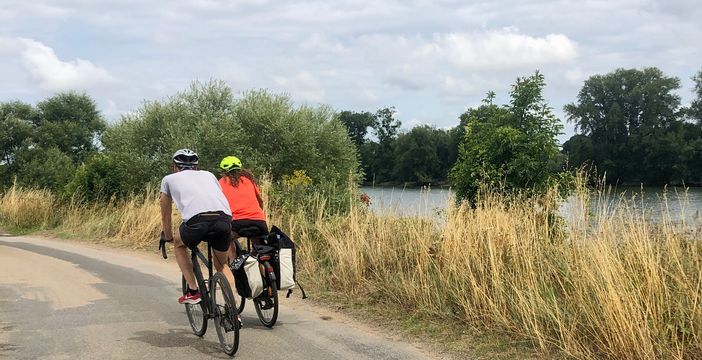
left=1, top=0, right=700, bottom=143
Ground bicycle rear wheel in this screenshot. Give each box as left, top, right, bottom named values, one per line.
left=237, top=295, right=246, bottom=314
left=254, top=270, right=278, bottom=328
left=182, top=276, right=207, bottom=337
left=212, top=272, right=240, bottom=356
left=228, top=261, right=247, bottom=314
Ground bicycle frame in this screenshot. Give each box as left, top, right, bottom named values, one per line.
left=190, top=242, right=214, bottom=316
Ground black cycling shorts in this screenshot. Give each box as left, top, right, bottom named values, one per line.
left=180, top=212, right=232, bottom=252
left=232, top=219, right=269, bottom=237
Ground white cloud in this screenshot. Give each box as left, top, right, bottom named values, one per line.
left=272, top=71, right=325, bottom=103
left=565, top=67, right=586, bottom=86
left=0, top=37, right=24, bottom=55
left=300, top=34, right=348, bottom=55
left=1, top=0, right=700, bottom=131
left=331, top=28, right=577, bottom=97
left=0, top=37, right=117, bottom=91
left=441, top=30, right=577, bottom=70
left=0, top=8, right=15, bottom=21
left=354, top=29, right=577, bottom=71
left=30, top=3, right=71, bottom=18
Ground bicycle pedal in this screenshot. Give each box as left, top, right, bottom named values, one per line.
left=222, top=316, right=235, bottom=332
left=261, top=299, right=274, bottom=310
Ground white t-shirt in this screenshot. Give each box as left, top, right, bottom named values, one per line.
left=160, top=170, right=232, bottom=222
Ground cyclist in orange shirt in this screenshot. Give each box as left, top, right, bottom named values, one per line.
left=218, top=156, right=268, bottom=261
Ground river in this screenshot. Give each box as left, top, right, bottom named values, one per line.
left=360, top=186, right=702, bottom=224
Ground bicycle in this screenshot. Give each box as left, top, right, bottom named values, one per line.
left=159, top=233, right=240, bottom=356
left=231, top=226, right=279, bottom=328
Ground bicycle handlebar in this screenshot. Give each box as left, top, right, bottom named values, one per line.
left=158, top=231, right=172, bottom=259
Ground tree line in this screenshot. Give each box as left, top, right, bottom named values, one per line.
left=2, top=67, right=701, bottom=205
left=0, top=83, right=357, bottom=203
left=339, top=67, right=702, bottom=194
left=563, top=68, right=702, bottom=185
left=338, top=108, right=461, bottom=185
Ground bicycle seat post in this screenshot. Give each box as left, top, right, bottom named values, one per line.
left=207, top=241, right=214, bottom=280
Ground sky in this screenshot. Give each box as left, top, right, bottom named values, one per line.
left=1, top=0, right=700, bottom=142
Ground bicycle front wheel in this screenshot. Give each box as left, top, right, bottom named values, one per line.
left=182, top=276, right=207, bottom=337
left=254, top=270, right=278, bottom=328
left=212, top=272, right=240, bottom=356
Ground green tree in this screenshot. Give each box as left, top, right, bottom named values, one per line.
left=14, top=147, right=75, bottom=192
left=65, top=152, right=161, bottom=201
left=689, top=69, right=702, bottom=124
left=97, top=82, right=359, bottom=199
left=375, top=107, right=401, bottom=143
left=561, top=135, right=593, bottom=169
left=564, top=67, right=686, bottom=184
left=234, top=90, right=358, bottom=183
left=102, top=80, right=247, bottom=192
left=393, top=125, right=441, bottom=183
left=1, top=95, right=105, bottom=190
left=392, top=125, right=454, bottom=184
left=364, top=107, right=401, bottom=183
left=359, top=140, right=379, bottom=183
left=683, top=70, right=702, bottom=183
left=0, top=102, right=37, bottom=187
left=338, top=111, right=376, bottom=148
left=34, top=92, right=106, bottom=163
left=450, top=72, right=563, bottom=202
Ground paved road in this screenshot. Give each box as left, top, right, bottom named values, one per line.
left=0, top=236, right=434, bottom=359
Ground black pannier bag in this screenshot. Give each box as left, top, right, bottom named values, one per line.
left=267, top=226, right=307, bottom=299
left=231, top=254, right=263, bottom=299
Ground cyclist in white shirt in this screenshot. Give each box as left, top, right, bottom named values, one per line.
left=159, top=149, right=238, bottom=306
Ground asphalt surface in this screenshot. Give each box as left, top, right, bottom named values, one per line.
left=0, top=235, right=434, bottom=359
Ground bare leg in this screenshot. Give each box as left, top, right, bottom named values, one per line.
left=173, top=233, right=198, bottom=291
left=227, top=232, right=240, bottom=262
left=213, top=248, right=238, bottom=306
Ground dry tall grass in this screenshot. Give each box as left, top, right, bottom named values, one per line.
left=1, top=182, right=700, bottom=359
left=270, top=186, right=702, bottom=359
left=0, top=183, right=57, bottom=229
left=0, top=184, right=162, bottom=248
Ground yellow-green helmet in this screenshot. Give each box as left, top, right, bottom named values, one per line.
left=219, top=156, right=242, bottom=172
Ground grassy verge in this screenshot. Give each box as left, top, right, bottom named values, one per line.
left=1, top=183, right=701, bottom=359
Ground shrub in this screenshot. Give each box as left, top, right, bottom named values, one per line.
left=65, top=153, right=161, bottom=201
left=14, top=147, right=75, bottom=193
left=450, top=73, right=565, bottom=203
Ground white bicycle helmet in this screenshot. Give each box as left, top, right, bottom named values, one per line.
left=172, top=148, right=199, bottom=167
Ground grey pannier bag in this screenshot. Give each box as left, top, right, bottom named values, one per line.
left=232, top=254, right=264, bottom=299
left=267, top=226, right=307, bottom=299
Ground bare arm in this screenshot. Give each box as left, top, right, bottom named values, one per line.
left=256, top=193, right=264, bottom=210
left=160, top=193, right=174, bottom=240
left=255, top=184, right=264, bottom=210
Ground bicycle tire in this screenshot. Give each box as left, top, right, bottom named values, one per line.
left=182, top=276, right=207, bottom=337
left=254, top=269, right=278, bottom=328
left=212, top=272, right=240, bottom=356
left=237, top=295, right=246, bottom=314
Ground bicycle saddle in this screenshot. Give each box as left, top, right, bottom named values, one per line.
left=237, top=226, right=265, bottom=238
left=253, top=244, right=276, bottom=255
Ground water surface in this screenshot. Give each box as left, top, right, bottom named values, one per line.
left=360, top=186, right=702, bottom=224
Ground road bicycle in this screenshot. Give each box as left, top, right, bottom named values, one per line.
left=231, top=226, right=279, bottom=328
left=160, top=234, right=240, bottom=356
